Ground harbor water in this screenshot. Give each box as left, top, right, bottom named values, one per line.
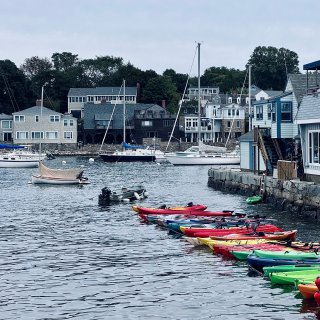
left=2, top=157, right=320, bottom=320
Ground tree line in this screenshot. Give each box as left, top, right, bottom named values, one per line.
left=0, top=46, right=300, bottom=115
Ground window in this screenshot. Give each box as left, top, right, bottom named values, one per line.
left=14, top=115, right=25, bottom=122
left=35, top=115, right=39, bottom=122
left=256, top=105, right=263, bottom=120
left=146, top=131, right=158, bottom=138
left=228, top=97, right=232, bottom=103
left=46, top=132, right=58, bottom=139
left=271, top=103, right=276, bottom=122
left=50, top=115, right=60, bottom=122
left=142, top=120, right=153, bottom=127
left=64, top=131, right=73, bottom=139
left=31, top=131, right=44, bottom=139
left=309, top=131, right=320, bottom=164
left=1, top=120, right=12, bottom=129
left=236, top=120, right=241, bottom=128
left=163, top=120, right=174, bottom=127
left=227, top=121, right=231, bottom=128
left=228, top=110, right=231, bottom=116
left=69, top=119, right=74, bottom=126
left=16, top=131, right=28, bottom=139
left=64, top=119, right=68, bottom=126
left=267, top=104, right=272, bottom=120
left=281, top=102, right=292, bottom=122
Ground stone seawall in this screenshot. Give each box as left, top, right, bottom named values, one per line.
left=207, top=168, right=320, bottom=219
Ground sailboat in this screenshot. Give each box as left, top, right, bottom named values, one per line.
left=31, top=85, right=89, bottom=185
left=99, top=80, right=164, bottom=162
left=165, top=43, right=240, bottom=165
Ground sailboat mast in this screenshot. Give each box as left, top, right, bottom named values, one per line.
left=123, top=79, right=126, bottom=151
left=197, top=43, right=201, bottom=147
left=39, top=84, right=44, bottom=159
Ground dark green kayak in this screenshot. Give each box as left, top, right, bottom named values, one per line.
left=246, top=195, right=262, bottom=204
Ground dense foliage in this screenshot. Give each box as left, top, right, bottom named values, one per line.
left=0, top=46, right=300, bottom=115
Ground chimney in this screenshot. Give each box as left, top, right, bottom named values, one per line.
left=36, top=99, right=42, bottom=106
left=162, top=100, right=166, bottom=109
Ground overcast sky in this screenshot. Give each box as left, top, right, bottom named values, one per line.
left=1, top=0, right=319, bottom=76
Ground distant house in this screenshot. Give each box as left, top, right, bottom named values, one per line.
left=0, top=113, right=13, bottom=142
left=67, top=86, right=137, bottom=118
left=83, top=102, right=178, bottom=144
left=12, top=106, right=77, bottom=147
left=240, top=72, right=319, bottom=175
left=295, top=60, right=320, bottom=183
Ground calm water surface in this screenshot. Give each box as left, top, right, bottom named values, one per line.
left=1, top=157, right=320, bottom=320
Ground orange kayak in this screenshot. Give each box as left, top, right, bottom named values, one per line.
left=298, top=283, right=317, bottom=299
left=132, top=204, right=207, bottom=214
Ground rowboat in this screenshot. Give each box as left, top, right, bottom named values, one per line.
left=209, top=230, right=297, bottom=241
left=132, top=203, right=207, bottom=213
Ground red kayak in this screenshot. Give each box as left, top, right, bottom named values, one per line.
left=132, top=204, right=207, bottom=214
left=182, top=225, right=283, bottom=238
left=138, top=210, right=234, bottom=222
left=210, top=230, right=297, bottom=241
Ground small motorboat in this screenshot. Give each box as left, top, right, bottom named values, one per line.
left=98, top=185, right=148, bottom=205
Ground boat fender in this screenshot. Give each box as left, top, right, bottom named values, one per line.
left=143, top=191, right=149, bottom=197
left=315, top=277, right=320, bottom=290
left=123, top=198, right=130, bottom=203
left=133, top=192, right=140, bottom=200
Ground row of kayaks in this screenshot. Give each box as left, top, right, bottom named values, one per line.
left=132, top=203, right=320, bottom=304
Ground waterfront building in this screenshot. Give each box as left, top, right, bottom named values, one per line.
left=12, top=106, right=78, bottom=148
left=0, top=113, right=13, bottom=142
left=67, top=86, right=138, bottom=118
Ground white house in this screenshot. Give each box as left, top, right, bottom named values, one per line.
left=12, top=106, right=78, bottom=147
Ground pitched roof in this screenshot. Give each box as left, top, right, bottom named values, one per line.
left=12, top=106, right=62, bottom=116
left=239, top=130, right=254, bottom=142
left=296, top=94, right=320, bottom=123
left=68, top=87, right=137, bottom=96
left=287, top=73, right=319, bottom=104
left=0, top=113, right=12, bottom=120
left=264, top=90, right=283, bottom=98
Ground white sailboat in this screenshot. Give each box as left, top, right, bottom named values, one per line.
left=165, top=43, right=240, bottom=166
left=99, top=80, right=164, bottom=162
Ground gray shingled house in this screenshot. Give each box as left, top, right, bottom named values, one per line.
left=83, top=102, right=178, bottom=144
left=0, top=113, right=13, bottom=142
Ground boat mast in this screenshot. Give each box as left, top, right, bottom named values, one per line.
left=197, top=42, right=201, bottom=148
left=39, top=84, right=45, bottom=159
left=248, top=64, right=252, bottom=131
left=123, top=79, right=126, bottom=151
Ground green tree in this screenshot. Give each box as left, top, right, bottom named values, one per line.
left=51, top=52, right=79, bottom=72
left=247, top=46, right=299, bottom=90
left=0, top=60, right=30, bottom=113
left=201, top=67, right=246, bottom=93
left=142, top=75, right=180, bottom=113
left=163, top=69, right=188, bottom=94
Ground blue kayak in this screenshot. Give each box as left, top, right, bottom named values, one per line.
left=247, top=254, right=320, bottom=272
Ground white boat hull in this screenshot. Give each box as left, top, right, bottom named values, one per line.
left=165, top=153, right=240, bottom=165
left=31, top=175, right=88, bottom=185
left=0, top=158, right=39, bottom=168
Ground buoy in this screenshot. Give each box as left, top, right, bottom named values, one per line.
left=315, top=277, right=320, bottom=290
left=133, top=192, right=140, bottom=200
left=123, top=198, right=130, bottom=203
left=89, top=158, right=94, bottom=163
left=80, top=165, right=85, bottom=168
left=143, top=191, right=149, bottom=197
left=62, top=160, right=66, bottom=165
left=314, top=291, right=320, bottom=305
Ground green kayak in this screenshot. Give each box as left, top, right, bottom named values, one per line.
left=269, top=269, right=320, bottom=285
left=231, top=251, right=251, bottom=260
left=246, top=195, right=262, bottom=204
left=253, top=249, right=320, bottom=261
left=263, top=265, right=320, bottom=277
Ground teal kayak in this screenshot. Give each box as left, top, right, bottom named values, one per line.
left=253, top=249, right=320, bottom=261
left=246, top=195, right=262, bottom=204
